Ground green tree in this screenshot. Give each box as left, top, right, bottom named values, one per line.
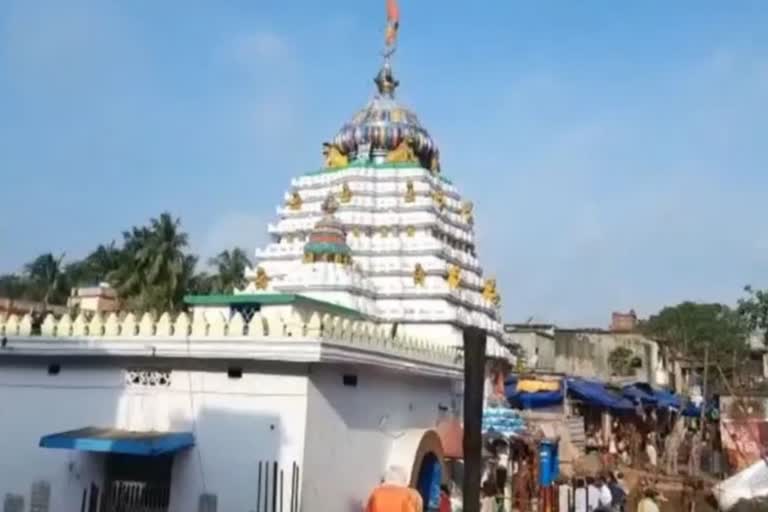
left=109, top=213, right=194, bottom=312
left=0, top=274, right=33, bottom=300
left=640, top=301, right=748, bottom=359
left=608, top=347, right=635, bottom=376
left=208, top=248, right=252, bottom=293
left=738, top=286, right=768, bottom=346
left=24, top=253, right=67, bottom=307
left=65, top=243, right=123, bottom=287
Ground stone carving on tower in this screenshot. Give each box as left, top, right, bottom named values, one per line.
left=286, top=191, right=303, bottom=211
left=413, top=264, right=427, bottom=287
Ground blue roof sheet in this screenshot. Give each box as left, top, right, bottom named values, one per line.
left=39, top=427, right=194, bottom=456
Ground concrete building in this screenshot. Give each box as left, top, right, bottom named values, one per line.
left=67, top=283, right=119, bottom=313
left=0, top=301, right=462, bottom=512
left=505, top=314, right=668, bottom=387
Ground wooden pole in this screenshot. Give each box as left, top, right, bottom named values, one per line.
left=699, top=343, right=709, bottom=428
left=462, top=327, right=487, bottom=512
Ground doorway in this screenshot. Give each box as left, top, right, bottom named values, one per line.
left=416, top=452, right=442, bottom=512
left=101, top=454, right=173, bottom=512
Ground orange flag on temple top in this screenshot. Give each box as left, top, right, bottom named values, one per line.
left=385, top=0, right=400, bottom=47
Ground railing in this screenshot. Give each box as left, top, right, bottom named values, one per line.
left=0, top=311, right=463, bottom=368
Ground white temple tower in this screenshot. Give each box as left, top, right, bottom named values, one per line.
left=239, top=55, right=505, bottom=354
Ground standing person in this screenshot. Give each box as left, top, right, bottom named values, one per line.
left=587, top=476, right=600, bottom=512
left=438, top=485, right=451, bottom=512
left=480, top=480, right=496, bottom=512
left=663, top=427, right=679, bottom=475
left=597, top=475, right=613, bottom=511
left=514, top=460, right=533, bottom=512
left=574, top=479, right=588, bottom=512
left=608, top=473, right=627, bottom=512
left=557, top=477, right=573, bottom=512
left=636, top=489, right=660, bottom=512
left=688, top=432, right=702, bottom=477
left=645, top=435, right=658, bottom=470
left=365, top=466, right=424, bottom=512
left=608, top=434, right=618, bottom=468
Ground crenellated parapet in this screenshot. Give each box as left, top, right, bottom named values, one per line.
left=0, top=311, right=463, bottom=369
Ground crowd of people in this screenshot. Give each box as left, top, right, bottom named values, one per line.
left=583, top=413, right=715, bottom=479
left=557, top=472, right=628, bottom=512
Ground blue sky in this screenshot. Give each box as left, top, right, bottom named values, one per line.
left=1, top=0, right=766, bottom=326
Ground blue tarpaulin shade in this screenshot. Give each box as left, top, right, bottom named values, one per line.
left=567, top=378, right=634, bottom=411
left=682, top=401, right=718, bottom=418
left=622, top=384, right=658, bottom=405
left=39, top=427, right=194, bottom=456
left=622, top=383, right=682, bottom=410
left=504, top=377, right=564, bottom=409
left=653, top=389, right=682, bottom=409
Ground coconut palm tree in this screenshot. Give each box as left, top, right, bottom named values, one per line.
left=109, top=213, right=192, bottom=312
left=209, top=248, right=252, bottom=293
left=24, top=252, right=66, bottom=308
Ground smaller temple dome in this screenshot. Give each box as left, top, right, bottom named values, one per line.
left=304, top=194, right=352, bottom=265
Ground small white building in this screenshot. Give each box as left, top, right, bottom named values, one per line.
left=0, top=304, right=462, bottom=512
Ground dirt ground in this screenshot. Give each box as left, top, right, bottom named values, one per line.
left=619, top=466, right=718, bottom=512
left=569, top=453, right=719, bottom=512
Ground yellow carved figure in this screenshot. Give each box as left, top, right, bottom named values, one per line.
left=483, top=278, right=501, bottom=306
left=430, top=151, right=441, bottom=174
left=287, top=191, right=303, bottom=211
left=406, top=226, right=416, bottom=237
left=404, top=180, right=416, bottom=203
left=387, top=136, right=418, bottom=164
left=432, top=189, right=445, bottom=210
left=446, top=265, right=461, bottom=290
left=461, top=200, right=474, bottom=224
left=323, top=142, right=349, bottom=169
left=340, top=183, right=352, bottom=203
left=254, top=268, right=270, bottom=290
left=413, top=264, right=426, bottom=287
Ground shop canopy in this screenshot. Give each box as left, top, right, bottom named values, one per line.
left=39, top=427, right=195, bottom=456
left=682, top=401, right=718, bottom=419
left=653, top=388, right=682, bottom=409
left=622, top=383, right=682, bottom=410
left=566, top=378, right=634, bottom=411
left=504, top=377, right=564, bottom=409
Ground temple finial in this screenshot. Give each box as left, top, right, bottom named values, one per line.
left=375, top=0, right=400, bottom=97
left=374, top=59, right=399, bottom=97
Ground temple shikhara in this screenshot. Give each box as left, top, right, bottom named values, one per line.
left=234, top=38, right=505, bottom=355
left=0, top=3, right=509, bottom=512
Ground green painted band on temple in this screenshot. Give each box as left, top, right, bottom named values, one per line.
left=183, top=293, right=365, bottom=319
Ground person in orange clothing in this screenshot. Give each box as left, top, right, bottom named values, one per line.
left=365, top=466, right=424, bottom=512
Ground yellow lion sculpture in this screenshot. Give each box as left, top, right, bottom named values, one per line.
left=387, top=136, right=418, bottom=164
left=323, top=142, right=349, bottom=169
left=483, top=278, right=501, bottom=306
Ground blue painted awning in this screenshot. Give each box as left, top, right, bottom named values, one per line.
left=39, top=427, right=194, bottom=456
